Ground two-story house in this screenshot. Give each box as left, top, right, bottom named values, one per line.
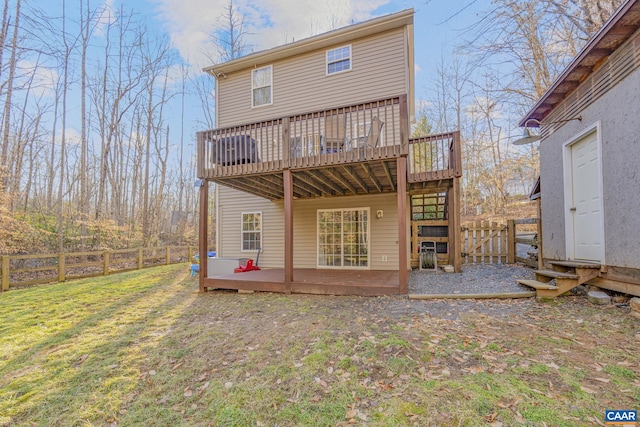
left=196, top=9, right=462, bottom=296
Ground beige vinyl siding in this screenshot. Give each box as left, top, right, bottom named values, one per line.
left=218, top=187, right=404, bottom=270
left=217, top=28, right=408, bottom=127
left=218, top=185, right=284, bottom=267
left=293, top=194, right=401, bottom=270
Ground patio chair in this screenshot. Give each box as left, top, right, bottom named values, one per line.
left=356, top=116, right=384, bottom=149
left=322, top=113, right=349, bottom=153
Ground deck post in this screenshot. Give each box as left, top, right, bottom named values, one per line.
left=399, top=94, right=409, bottom=155
left=397, top=156, right=408, bottom=293
left=199, top=180, right=209, bottom=293
left=450, top=177, right=462, bottom=272
left=284, top=169, right=294, bottom=293
left=282, top=117, right=291, bottom=169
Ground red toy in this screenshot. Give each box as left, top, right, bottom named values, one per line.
left=234, top=259, right=261, bottom=273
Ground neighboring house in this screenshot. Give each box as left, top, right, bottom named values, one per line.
left=196, top=9, right=462, bottom=296
left=518, top=0, right=640, bottom=298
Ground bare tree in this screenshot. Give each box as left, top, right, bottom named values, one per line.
left=210, top=0, right=251, bottom=62
left=1, top=0, right=20, bottom=192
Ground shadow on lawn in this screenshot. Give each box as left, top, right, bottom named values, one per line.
left=0, top=266, right=203, bottom=424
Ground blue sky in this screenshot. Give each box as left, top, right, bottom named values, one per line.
left=31, top=0, right=487, bottom=145
left=141, top=0, right=483, bottom=98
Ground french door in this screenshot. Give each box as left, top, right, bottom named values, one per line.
left=317, top=208, right=369, bottom=268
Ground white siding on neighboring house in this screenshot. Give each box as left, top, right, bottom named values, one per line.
left=217, top=28, right=409, bottom=128
left=217, top=186, right=405, bottom=270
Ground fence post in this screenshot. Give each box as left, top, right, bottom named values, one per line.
left=138, top=248, right=143, bottom=269
left=536, top=217, right=543, bottom=270
left=1, top=256, right=9, bottom=291
left=507, top=219, right=516, bottom=264
left=103, top=251, right=110, bottom=276
left=188, top=246, right=192, bottom=264
left=58, top=254, right=66, bottom=282
left=166, top=246, right=170, bottom=265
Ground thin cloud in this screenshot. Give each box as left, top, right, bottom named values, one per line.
left=152, top=0, right=391, bottom=69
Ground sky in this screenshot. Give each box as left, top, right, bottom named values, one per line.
left=143, top=0, right=482, bottom=95
left=30, top=0, right=488, bottom=147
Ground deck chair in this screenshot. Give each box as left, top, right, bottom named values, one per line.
left=322, top=114, right=348, bottom=153
left=358, top=116, right=384, bottom=149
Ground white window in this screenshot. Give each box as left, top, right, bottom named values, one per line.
left=241, top=212, right=262, bottom=251
left=252, top=65, right=272, bottom=107
left=326, top=45, right=351, bottom=75
left=317, top=208, right=369, bottom=268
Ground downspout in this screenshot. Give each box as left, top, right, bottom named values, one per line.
left=214, top=73, right=221, bottom=256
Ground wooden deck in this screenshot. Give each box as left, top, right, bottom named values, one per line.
left=196, top=94, right=461, bottom=200
left=203, top=268, right=401, bottom=296
left=195, top=95, right=464, bottom=295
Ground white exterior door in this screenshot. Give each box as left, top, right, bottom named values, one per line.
left=568, top=131, right=603, bottom=262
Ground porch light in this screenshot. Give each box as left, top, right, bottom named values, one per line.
left=513, top=116, right=582, bottom=145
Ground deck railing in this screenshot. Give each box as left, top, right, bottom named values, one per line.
left=408, top=130, right=461, bottom=182
left=197, top=95, right=409, bottom=178
left=196, top=96, right=461, bottom=185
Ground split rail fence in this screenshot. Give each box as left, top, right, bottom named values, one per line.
left=461, top=218, right=542, bottom=268
left=1, top=246, right=198, bottom=291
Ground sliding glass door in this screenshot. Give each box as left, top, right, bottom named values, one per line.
left=317, top=208, right=369, bottom=268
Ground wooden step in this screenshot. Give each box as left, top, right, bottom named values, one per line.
left=549, top=260, right=600, bottom=269
left=534, top=269, right=579, bottom=280
left=517, top=279, right=557, bottom=290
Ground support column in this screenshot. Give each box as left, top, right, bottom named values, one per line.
left=198, top=181, right=208, bottom=293
left=449, top=177, right=462, bottom=272
left=397, top=157, right=408, bottom=293
left=284, top=169, right=293, bottom=293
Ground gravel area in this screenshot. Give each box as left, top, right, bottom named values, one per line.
left=409, top=263, right=535, bottom=295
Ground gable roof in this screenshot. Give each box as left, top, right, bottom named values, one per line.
left=519, top=0, right=640, bottom=127
left=204, top=9, right=414, bottom=77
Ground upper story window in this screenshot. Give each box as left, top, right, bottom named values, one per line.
left=326, top=45, right=351, bottom=75
left=252, top=65, right=272, bottom=107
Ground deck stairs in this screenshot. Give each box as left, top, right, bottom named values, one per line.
left=517, top=260, right=601, bottom=298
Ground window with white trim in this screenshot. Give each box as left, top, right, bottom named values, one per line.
left=252, top=66, right=272, bottom=107
left=241, top=212, right=262, bottom=251
left=326, top=45, right=351, bottom=75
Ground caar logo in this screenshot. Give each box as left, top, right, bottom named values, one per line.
left=605, top=410, right=637, bottom=426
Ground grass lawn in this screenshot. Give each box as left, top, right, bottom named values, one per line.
left=0, top=265, right=638, bottom=426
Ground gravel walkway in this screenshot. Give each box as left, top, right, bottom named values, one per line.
left=409, top=263, right=535, bottom=295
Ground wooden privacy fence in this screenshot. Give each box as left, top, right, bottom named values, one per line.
left=1, top=246, right=198, bottom=291
left=461, top=221, right=509, bottom=264
left=461, top=218, right=541, bottom=266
